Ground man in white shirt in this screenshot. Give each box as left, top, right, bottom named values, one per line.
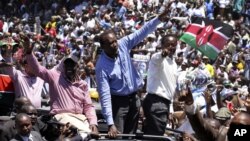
left=143, top=34, right=178, bottom=135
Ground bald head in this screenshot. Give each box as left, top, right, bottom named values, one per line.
left=20, top=104, right=36, bottom=113
left=15, top=113, right=31, bottom=123
left=14, top=97, right=31, bottom=113
left=205, top=118, right=221, bottom=130
left=15, top=97, right=31, bottom=107
left=231, top=112, right=250, bottom=125
left=227, top=112, right=250, bottom=141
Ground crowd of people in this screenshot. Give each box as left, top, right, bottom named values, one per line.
left=0, top=0, right=250, bottom=141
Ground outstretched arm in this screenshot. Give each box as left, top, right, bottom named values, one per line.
left=181, top=85, right=218, bottom=141
left=119, top=2, right=172, bottom=50
left=21, top=33, right=54, bottom=83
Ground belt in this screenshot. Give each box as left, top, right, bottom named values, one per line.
left=111, top=91, right=137, bottom=98
left=147, top=93, right=171, bottom=104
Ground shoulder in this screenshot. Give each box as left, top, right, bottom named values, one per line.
left=31, top=131, right=43, bottom=140
left=4, top=119, right=15, bottom=128
left=151, top=52, right=162, bottom=60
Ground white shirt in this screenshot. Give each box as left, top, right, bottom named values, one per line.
left=20, top=133, right=33, bottom=141
left=192, top=7, right=206, bottom=18
left=86, top=18, right=96, bottom=29
left=218, top=0, right=230, bottom=8
left=147, top=52, right=178, bottom=100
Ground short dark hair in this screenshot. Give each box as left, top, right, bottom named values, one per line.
left=99, top=30, right=116, bottom=47
left=161, top=34, right=178, bottom=45
left=15, top=113, right=30, bottom=123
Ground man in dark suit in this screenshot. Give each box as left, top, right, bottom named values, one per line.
left=0, top=104, right=48, bottom=141
left=10, top=113, right=44, bottom=141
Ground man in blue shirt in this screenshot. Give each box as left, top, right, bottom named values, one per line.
left=95, top=3, right=171, bottom=138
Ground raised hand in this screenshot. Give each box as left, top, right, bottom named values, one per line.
left=19, top=32, right=33, bottom=54
left=158, top=0, right=174, bottom=22
left=204, top=89, right=212, bottom=104
left=161, top=48, right=170, bottom=58
left=179, top=83, right=194, bottom=105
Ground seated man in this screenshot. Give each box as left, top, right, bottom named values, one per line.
left=22, top=34, right=99, bottom=139
left=0, top=103, right=47, bottom=141
left=10, top=113, right=43, bottom=141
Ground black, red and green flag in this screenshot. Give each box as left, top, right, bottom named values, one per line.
left=180, top=18, right=234, bottom=60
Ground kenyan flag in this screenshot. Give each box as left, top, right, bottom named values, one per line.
left=180, top=18, right=234, bottom=60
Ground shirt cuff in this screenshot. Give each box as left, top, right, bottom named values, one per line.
left=185, top=103, right=197, bottom=115
left=89, top=120, right=98, bottom=126
left=106, top=116, right=114, bottom=125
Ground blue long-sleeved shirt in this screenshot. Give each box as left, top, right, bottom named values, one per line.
left=95, top=17, right=161, bottom=125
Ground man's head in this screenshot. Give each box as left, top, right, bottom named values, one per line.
left=205, top=118, right=221, bottom=131
left=99, top=30, right=118, bottom=59
left=175, top=52, right=184, bottom=66
left=21, top=58, right=35, bottom=77
left=14, top=96, right=31, bottom=113
left=20, top=104, right=38, bottom=125
left=202, top=56, right=210, bottom=64
left=63, top=52, right=80, bottom=81
left=227, top=112, right=250, bottom=141
left=15, top=113, right=32, bottom=137
left=215, top=107, right=232, bottom=125
left=161, top=34, right=178, bottom=58
left=64, top=58, right=79, bottom=81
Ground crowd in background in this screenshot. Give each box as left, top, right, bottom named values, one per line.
left=0, top=0, right=250, bottom=141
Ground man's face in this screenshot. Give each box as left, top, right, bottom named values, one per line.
left=64, top=59, right=78, bottom=80
left=227, top=112, right=250, bottom=140
left=102, top=33, right=118, bottom=58
left=162, top=36, right=177, bottom=58
left=16, top=117, right=32, bottom=136
left=26, top=107, right=38, bottom=125
left=24, top=64, right=35, bottom=76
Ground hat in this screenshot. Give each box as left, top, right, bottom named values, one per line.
left=64, top=51, right=81, bottom=64
left=223, top=80, right=232, bottom=87
left=148, top=34, right=156, bottom=39
left=202, top=56, right=209, bottom=59
left=47, top=117, right=65, bottom=125
left=0, top=39, right=17, bottom=46
left=93, top=5, right=99, bottom=9
left=220, top=88, right=237, bottom=101
left=215, top=107, right=231, bottom=120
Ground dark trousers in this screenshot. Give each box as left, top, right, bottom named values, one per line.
left=142, top=94, right=170, bottom=135
left=111, top=93, right=140, bottom=134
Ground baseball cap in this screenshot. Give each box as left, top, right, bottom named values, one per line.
left=64, top=51, right=81, bottom=64
left=220, top=88, right=237, bottom=101
left=215, top=107, right=231, bottom=121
